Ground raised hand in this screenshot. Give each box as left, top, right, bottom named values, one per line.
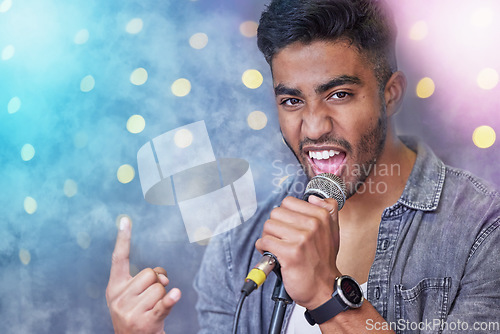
left=106, top=217, right=181, bottom=334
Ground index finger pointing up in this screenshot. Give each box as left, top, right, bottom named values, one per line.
left=109, top=216, right=132, bottom=284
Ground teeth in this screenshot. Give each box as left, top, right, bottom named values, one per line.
left=309, top=149, right=341, bottom=160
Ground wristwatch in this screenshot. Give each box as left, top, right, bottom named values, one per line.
left=304, top=275, right=364, bottom=325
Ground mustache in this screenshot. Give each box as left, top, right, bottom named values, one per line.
left=299, top=136, right=353, bottom=155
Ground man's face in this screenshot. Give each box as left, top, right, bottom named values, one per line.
left=272, top=40, right=387, bottom=198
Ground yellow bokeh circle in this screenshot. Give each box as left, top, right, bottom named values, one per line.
left=77, top=231, right=91, bottom=249
left=1, top=44, right=15, bottom=60
left=174, top=129, right=194, bottom=148
left=472, top=125, right=496, bottom=149
left=19, top=249, right=31, bottom=265
left=126, top=18, right=143, bottom=34
left=0, top=0, right=13, bottom=13
left=409, top=21, right=428, bottom=41
left=476, top=68, right=499, bottom=90
left=74, top=29, right=89, bottom=45
left=416, top=77, right=435, bottom=99
left=24, top=196, right=37, bottom=214
left=130, top=68, right=148, bottom=86
left=8, top=96, right=21, bottom=114
left=80, top=75, right=95, bottom=92
left=117, top=164, right=135, bottom=184
left=64, top=179, right=78, bottom=198
left=194, top=226, right=213, bottom=246
left=74, top=131, right=88, bottom=148
left=171, top=78, right=191, bottom=97
left=247, top=111, right=268, bottom=130
left=242, top=69, right=263, bottom=89
left=240, top=21, right=258, bottom=38
left=127, top=114, right=146, bottom=134
left=189, top=33, right=208, bottom=49
left=21, top=144, right=35, bottom=161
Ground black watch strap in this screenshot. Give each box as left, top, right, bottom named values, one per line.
left=304, top=291, right=349, bottom=325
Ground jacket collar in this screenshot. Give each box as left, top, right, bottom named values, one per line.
left=397, top=136, right=446, bottom=211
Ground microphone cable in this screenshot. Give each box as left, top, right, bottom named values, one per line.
left=232, top=292, right=246, bottom=334
left=232, top=279, right=259, bottom=334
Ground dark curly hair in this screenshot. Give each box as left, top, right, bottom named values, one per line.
left=257, top=0, right=397, bottom=88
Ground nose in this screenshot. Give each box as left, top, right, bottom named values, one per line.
left=301, top=104, right=333, bottom=141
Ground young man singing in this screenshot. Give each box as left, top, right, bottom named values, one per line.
left=106, top=1, right=500, bottom=333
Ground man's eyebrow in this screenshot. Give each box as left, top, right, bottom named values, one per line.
left=274, top=75, right=362, bottom=97
left=315, top=75, right=362, bottom=94
left=274, top=84, right=304, bottom=97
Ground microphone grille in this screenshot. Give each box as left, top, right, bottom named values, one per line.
left=303, top=173, right=347, bottom=210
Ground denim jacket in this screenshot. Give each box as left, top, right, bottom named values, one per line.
left=194, top=138, right=500, bottom=333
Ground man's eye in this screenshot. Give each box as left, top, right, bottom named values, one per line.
left=331, top=92, right=350, bottom=99
left=281, top=98, right=301, bottom=106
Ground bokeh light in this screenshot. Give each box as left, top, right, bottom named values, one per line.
left=0, top=0, right=12, bottom=13
left=74, top=29, right=89, bottom=45
left=189, top=32, right=208, bottom=49
left=64, top=179, right=78, bottom=198
left=174, top=128, right=194, bottom=148
left=24, top=196, right=37, bottom=215
left=409, top=20, right=428, bottom=41
left=127, top=114, right=146, bottom=134
left=471, top=7, right=494, bottom=28
left=73, top=131, right=88, bottom=148
left=242, top=69, right=263, bottom=89
left=240, top=21, right=258, bottom=37
left=171, top=78, right=191, bottom=97
left=476, top=68, right=499, bottom=90
left=80, top=75, right=95, bottom=92
left=194, top=227, right=212, bottom=246
left=416, top=77, right=435, bottom=98
left=8, top=96, right=21, bottom=114
left=2, top=44, right=15, bottom=60
left=77, top=232, right=91, bottom=249
left=247, top=111, right=268, bottom=130
left=473, top=125, right=496, bottom=149
left=126, top=18, right=143, bottom=34
left=19, top=249, right=31, bottom=265
left=117, top=164, right=135, bottom=184
left=130, top=67, right=148, bottom=86
left=21, top=144, right=35, bottom=161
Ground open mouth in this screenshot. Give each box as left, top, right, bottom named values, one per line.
left=306, top=148, right=347, bottom=176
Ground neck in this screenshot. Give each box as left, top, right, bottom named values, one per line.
left=340, top=132, right=416, bottom=225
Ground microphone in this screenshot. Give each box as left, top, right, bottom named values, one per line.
left=241, top=173, right=347, bottom=295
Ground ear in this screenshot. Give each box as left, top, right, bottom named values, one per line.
left=384, top=71, right=407, bottom=117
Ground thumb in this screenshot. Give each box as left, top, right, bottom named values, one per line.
left=308, top=195, right=339, bottom=216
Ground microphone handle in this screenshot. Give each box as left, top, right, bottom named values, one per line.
left=268, top=275, right=292, bottom=334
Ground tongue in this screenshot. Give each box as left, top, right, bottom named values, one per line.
left=313, top=152, right=346, bottom=174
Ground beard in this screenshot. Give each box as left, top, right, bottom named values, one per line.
left=283, top=104, right=388, bottom=199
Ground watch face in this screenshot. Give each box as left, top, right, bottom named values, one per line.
left=337, top=276, right=363, bottom=308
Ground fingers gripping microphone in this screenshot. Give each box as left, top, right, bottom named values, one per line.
left=303, top=173, right=346, bottom=209
left=233, top=173, right=347, bottom=334
left=241, top=173, right=347, bottom=295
